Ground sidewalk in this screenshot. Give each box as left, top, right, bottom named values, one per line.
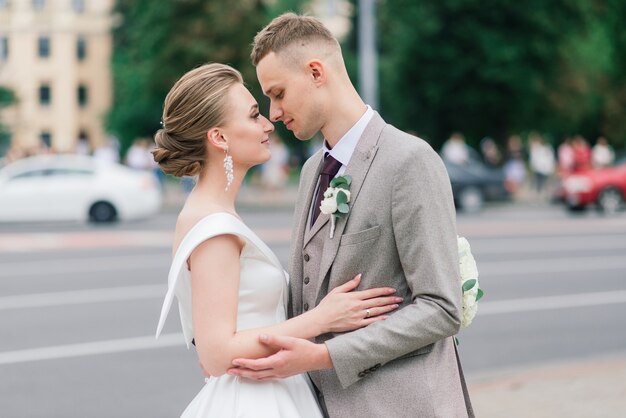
left=468, top=353, right=626, bottom=418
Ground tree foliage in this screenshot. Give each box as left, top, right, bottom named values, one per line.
left=108, top=0, right=267, bottom=155
left=344, top=0, right=625, bottom=150
left=108, top=0, right=626, bottom=157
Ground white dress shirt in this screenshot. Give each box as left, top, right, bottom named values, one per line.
left=309, top=106, right=374, bottom=225
left=322, top=105, right=374, bottom=176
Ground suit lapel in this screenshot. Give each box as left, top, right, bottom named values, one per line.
left=312, top=113, right=386, bottom=296
left=299, top=151, right=324, bottom=245
left=304, top=205, right=330, bottom=247
left=303, top=150, right=333, bottom=247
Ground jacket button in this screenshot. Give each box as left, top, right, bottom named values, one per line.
left=303, top=303, right=309, bottom=311
left=303, top=254, right=310, bottom=262
left=304, top=277, right=310, bottom=285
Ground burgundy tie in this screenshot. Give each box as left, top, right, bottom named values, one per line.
left=311, top=153, right=343, bottom=226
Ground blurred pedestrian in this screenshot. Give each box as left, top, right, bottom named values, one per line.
left=528, top=133, right=555, bottom=197
left=93, top=136, right=120, bottom=164
left=591, top=136, right=615, bottom=168
left=75, top=135, right=91, bottom=156
left=441, top=132, right=469, bottom=165
left=572, top=135, right=591, bottom=172
left=480, top=136, right=502, bottom=167
left=503, top=134, right=527, bottom=195
left=125, top=138, right=153, bottom=170
left=557, top=137, right=575, bottom=176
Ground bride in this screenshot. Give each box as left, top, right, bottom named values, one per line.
left=153, top=63, right=401, bottom=417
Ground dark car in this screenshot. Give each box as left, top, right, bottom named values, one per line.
left=562, top=156, right=626, bottom=214
left=444, top=158, right=510, bottom=212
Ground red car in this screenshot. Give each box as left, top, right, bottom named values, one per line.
left=562, top=156, right=626, bottom=214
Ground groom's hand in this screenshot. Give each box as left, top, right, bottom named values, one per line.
left=227, top=334, right=333, bottom=380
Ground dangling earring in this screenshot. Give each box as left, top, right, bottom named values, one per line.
left=223, top=147, right=234, bottom=191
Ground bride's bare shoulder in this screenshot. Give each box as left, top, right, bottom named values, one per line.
left=173, top=208, right=209, bottom=251
left=172, top=207, right=242, bottom=255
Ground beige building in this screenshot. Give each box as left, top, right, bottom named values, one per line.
left=0, top=0, right=114, bottom=154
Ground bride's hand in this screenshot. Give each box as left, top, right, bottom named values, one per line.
left=313, top=274, right=402, bottom=334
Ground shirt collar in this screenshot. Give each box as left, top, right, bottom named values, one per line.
left=322, top=106, right=374, bottom=167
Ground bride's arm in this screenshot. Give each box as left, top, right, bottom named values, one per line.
left=190, top=234, right=399, bottom=377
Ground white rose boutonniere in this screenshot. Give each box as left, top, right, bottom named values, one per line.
left=458, top=236, right=484, bottom=330
left=320, top=175, right=352, bottom=239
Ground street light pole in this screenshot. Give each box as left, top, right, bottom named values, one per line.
left=358, top=0, right=378, bottom=110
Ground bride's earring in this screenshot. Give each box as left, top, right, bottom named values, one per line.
left=223, top=147, right=234, bottom=191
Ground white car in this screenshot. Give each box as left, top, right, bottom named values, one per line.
left=0, top=154, right=162, bottom=223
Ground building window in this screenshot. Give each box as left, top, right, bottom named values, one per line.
left=32, top=0, right=45, bottom=11
left=40, top=131, right=52, bottom=148
left=38, top=36, right=50, bottom=58
left=39, top=84, right=51, bottom=106
left=76, top=36, right=86, bottom=61
left=78, top=85, right=88, bottom=107
left=0, top=37, right=7, bottom=60
left=71, top=0, right=85, bottom=13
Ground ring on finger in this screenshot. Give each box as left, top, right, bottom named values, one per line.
left=365, top=308, right=371, bottom=318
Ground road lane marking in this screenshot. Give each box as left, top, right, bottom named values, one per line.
left=0, top=254, right=170, bottom=278
left=3, top=252, right=624, bottom=280
left=0, top=333, right=184, bottom=365
left=0, top=284, right=165, bottom=310
left=479, top=290, right=626, bottom=315
left=479, top=255, right=626, bottom=276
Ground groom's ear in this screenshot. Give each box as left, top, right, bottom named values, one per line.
left=307, top=59, right=326, bottom=86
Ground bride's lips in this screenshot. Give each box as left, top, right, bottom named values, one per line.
left=261, top=137, right=270, bottom=145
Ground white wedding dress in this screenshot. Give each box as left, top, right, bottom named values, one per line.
left=156, top=213, right=323, bottom=418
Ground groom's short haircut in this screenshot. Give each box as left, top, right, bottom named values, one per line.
left=251, top=12, right=341, bottom=67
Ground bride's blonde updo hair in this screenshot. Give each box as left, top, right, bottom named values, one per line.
left=153, top=63, right=243, bottom=177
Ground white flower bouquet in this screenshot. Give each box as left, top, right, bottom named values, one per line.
left=458, top=236, right=483, bottom=329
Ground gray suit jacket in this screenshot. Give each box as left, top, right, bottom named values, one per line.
left=288, top=113, right=474, bottom=418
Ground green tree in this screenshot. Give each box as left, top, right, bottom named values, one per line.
left=108, top=0, right=268, bottom=155
left=594, top=0, right=626, bottom=149
left=366, top=0, right=591, bottom=149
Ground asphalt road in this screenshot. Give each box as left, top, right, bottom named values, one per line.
left=1, top=204, right=625, bottom=417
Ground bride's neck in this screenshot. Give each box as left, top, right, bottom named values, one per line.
left=192, top=163, right=247, bottom=212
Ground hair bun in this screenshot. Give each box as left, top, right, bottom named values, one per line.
left=153, top=129, right=204, bottom=177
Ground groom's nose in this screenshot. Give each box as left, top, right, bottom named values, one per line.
left=269, top=102, right=282, bottom=122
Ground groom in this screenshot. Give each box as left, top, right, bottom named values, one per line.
left=228, top=13, right=474, bottom=417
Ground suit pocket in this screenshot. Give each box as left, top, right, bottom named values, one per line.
left=339, top=225, right=381, bottom=246
left=395, top=343, right=434, bottom=361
